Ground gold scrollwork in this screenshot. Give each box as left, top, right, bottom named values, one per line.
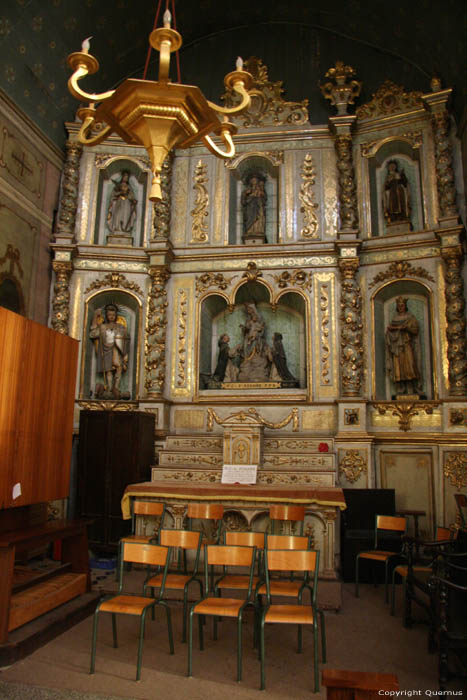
left=299, top=153, right=319, bottom=238
left=177, top=290, right=187, bottom=387
left=190, top=159, right=209, bottom=243
left=51, top=261, right=73, bottom=335
left=84, top=271, right=144, bottom=296
left=444, top=453, right=467, bottom=489
left=78, top=400, right=138, bottom=411
left=207, top=406, right=299, bottom=432
left=361, top=131, right=423, bottom=158
left=372, top=401, right=440, bottom=432
left=369, top=261, right=435, bottom=289
left=339, top=449, right=367, bottom=483
left=450, top=409, right=467, bottom=426
left=356, top=81, right=423, bottom=121
left=273, top=268, right=312, bottom=292
left=320, top=283, right=331, bottom=385
left=242, top=260, right=262, bottom=282
left=195, top=271, right=234, bottom=296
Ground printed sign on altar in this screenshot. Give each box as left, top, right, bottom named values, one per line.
left=221, top=464, right=258, bottom=485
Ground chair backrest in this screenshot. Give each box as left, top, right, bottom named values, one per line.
left=225, top=531, right=265, bottom=549
left=187, top=503, right=224, bottom=520
left=131, top=500, right=166, bottom=535
left=118, top=542, right=171, bottom=593
left=159, top=528, right=202, bottom=550
left=267, top=534, right=310, bottom=550
left=436, top=526, right=454, bottom=541
left=264, top=549, right=319, bottom=604
left=269, top=504, right=305, bottom=535
left=204, top=544, right=256, bottom=594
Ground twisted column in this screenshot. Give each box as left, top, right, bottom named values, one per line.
left=441, top=245, right=467, bottom=395
left=56, top=140, right=82, bottom=238
left=334, top=134, right=359, bottom=232
left=152, top=153, right=173, bottom=240
left=338, top=258, right=363, bottom=396
left=51, top=261, right=72, bottom=335
left=431, top=109, right=458, bottom=218
left=144, top=266, right=170, bottom=397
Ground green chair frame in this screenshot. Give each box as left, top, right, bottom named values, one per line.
left=90, top=542, right=173, bottom=681
left=258, top=548, right=320, bottom=693
left=187, top=543, right=257, bottom=682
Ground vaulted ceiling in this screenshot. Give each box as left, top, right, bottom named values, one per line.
left=0, top=0, right=465, bottom=151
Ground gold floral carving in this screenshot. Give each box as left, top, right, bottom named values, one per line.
left=166, top=454, right=223, bottom=467
left=190, top=160, right=209, bottom=243
left=78, top=400, right=138, bottom=411
left=339, top=259, right=363, bottom=396
left=444, top=453, right=467, bottom=489
left=431, top=110, right=458, bottom=218
left=339, top=449, right=367, bottom=483
left=84, top=272, right=143, bottom=296
left=144, top=266, right=169, bottom=397
left=221, top=56, right=309, bottom=127
left=299, top=153, right=319, bottom=238
left=369, top=261, right=435, bottom=289
left=356, top=81, right=423, bottom=121
left=207, top=406, right=299, bottom=432
left=51, top=261, right=72, bottom=335
left=153, top=152, right=173, bottom=240
left=334, top=135, right=358, bottom=231
left=441, top=246, right=467, bottom=395
left=361, top=131, right=423, bottom=158
left=243, top=261, right=262, bottom=282
left=56, top=140, right=82, bottom=238
left=320, top=62, right=362, bottom=116
left=195, top=271, right=234, bottom=296
left=449, top=409, right=467, bottom=426
left=319, top=283, right=331, bottom=385
left=265, top=439, right=329, bottom=451
left=372, top=400, right=440, bottom=432
left=176, top=290, right=188, bottom=388
left=94, top=153, right=150, bottom=171
left=274, top=269, right=312, bottom=292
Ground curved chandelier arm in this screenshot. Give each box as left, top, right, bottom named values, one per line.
left=77, top=114, right=113, bottom=146
left=207, top=71, right=253, bottom=116
left=202, top=130, right=235, bottom=159
left=67, top=55, right=116, bottom=103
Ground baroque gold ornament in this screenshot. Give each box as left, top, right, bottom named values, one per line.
left=299, top=153, right=319, bottom=238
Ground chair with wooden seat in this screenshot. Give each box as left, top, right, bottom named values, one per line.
left=187, top=543, right=257, bottom=682
left=216, top=531, right=265, bottom=599
left=390, top=526, right=454, bottom=616
left=117, top=500, right=166, bottom=577
left=144, top=529, right=203, bottom=643
left=256, top=534, right=326, bottom=662
left=258, top=548, right=321, bottom=692
left=187, top=503, right=224, bottom=544
left=90, top=542, right=173, bottom=681
left=269, top=504, right=306, bottom=535
left=355, top=514, right=407, bottom=602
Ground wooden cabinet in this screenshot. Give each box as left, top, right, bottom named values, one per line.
left=77, top=410, right=155, bottom=551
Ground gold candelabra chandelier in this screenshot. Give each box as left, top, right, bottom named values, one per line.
left=67, top=9, right=254, bottom=201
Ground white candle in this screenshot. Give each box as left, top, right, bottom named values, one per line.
left=163, top=9, right=171, bottom=28
left=236, top=56, right=243, bottom=71
left=81, top=36, right=92, bottom=54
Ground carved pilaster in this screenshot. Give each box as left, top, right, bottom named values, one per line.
left=56, top=140, right=82, bottom=240
left=334, top=134, right=359, bottom=232
left=144, top=266, right=170, bottom=397
left=51, top=261, right=72, bottom=335
left=152, top=152, right=173, bottom=240
left=441, top=245, right=467, bottom=395
left=422, top=88, right=458, bottom=222
left=338, top=258, right=363, bottom=396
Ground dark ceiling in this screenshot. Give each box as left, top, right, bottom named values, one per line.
left=0, top=0, right=465, bottom=151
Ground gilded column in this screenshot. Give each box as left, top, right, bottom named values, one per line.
left=338, top=257, right=363, bottom=396
left=51, top=261, right=73, bottom=335
left=422, top=86, right=458, bottom=223
left=331, top=121, right=359, bottom=233
left=144, top=266, right=170, bottom=397
left=440, top=244, right=467, bottom=395
left=152, top=152, right=173, bottom=240
left=56, top=140, right=82, bottom=238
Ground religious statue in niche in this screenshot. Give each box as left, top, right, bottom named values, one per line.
left=385, top=296, right=421, bottom=397
left=89, top=303, right=131, bottom=399
left=383, top=160, right=411, bottom=232
left=241, top=175, right=267, bottom=244
left=107, top=171, right=137, bottom=235
left=206, top=303, right=298, bottom=388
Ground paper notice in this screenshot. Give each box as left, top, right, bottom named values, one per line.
left=12, top=482, right=22, bottom=500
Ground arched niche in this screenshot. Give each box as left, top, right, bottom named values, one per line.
left=368, top=140, right=423, bottom=236
left=93, top=158, right=148, bottom=246
left=199, top=281, right=306, bottom=389
left=80, top=290, right=141, bottom=400
left=373, top=281, right=433, bottom=400
left=228, top=154, right=279, bottom=245
left=0, top=275, right=25, bottom=315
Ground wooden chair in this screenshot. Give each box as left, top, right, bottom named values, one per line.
left=216, top=531, right=265, bottom=599
left=187, top=544, right=257, bottom=682
left=258, top=548, right=320, bottom=692
left=390, top=526, right=454, bottom=615
left=187, top=503, right=224, bottom=544
left=90, top=542, right=173, bottom=681
left=144, top=529, right=203, bottom=643
left=269, top=504, right=306, bottom=535
left=256, top=534, right=326, bottom=662
left=355, top=514, right=407, bottom=602
left=117, top=500, right=166, bottom=577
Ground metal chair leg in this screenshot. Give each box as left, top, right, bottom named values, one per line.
left=90, top=610, right=99, bottom=674
left=136, top=612, right=147, bottom=681
left=111, top=613, right=118, bottom=648
left=187, top=608, right=194, bottom=676
left=260, top=615, right=266, bottom=690
left=319, top=609, right=326, bottom=662
left=237, top=613, right=243, bottom=682
left=313, top=619, right=319, bottom=693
